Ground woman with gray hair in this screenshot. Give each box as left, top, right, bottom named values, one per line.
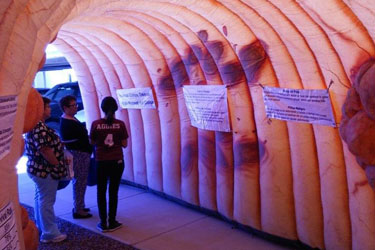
left=59, top=95, right=93, bottom=219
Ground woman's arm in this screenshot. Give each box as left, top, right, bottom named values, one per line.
left=89, top=138, right=96, bottom=146
left=121, top=139, right=127, bottom=148
left=89, top=121, right=97, bottom=146
left=61, top=138, right=79, bottom=144
left=60, top=119, right=80, bottom=142
left=40, top=146, right=59, bottom=165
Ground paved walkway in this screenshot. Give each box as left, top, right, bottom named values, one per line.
left=17, top=157, right=291, bottom=250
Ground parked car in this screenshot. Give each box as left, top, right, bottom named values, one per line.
left=43, top=82, right=84, bottom=133
left=36, top=88, right=50, bottom=95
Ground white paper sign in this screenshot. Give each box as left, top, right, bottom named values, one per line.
left=262, top=86, right=336, bottom=127
left=183, top=85, right=230, bottom=132
left=0, top=96, right=17, bottom=160
left=0, top=202, right=20, bottom=250
left=116, top=88, right=156, bottom=109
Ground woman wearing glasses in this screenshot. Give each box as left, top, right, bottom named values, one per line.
left=59, top=95, right=93, bottom=219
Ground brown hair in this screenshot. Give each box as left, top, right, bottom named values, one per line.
left=59, top=95, right=77, bottom=112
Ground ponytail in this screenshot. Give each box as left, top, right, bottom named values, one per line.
left=101, top=96, right=118, bottom=125
left=105, top=110, right=115, bottom=124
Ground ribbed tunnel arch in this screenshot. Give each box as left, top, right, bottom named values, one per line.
left=1, top=1, right=375, bottom=249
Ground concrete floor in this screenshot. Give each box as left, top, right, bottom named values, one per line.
left=17, top=157, right=292, bottom=250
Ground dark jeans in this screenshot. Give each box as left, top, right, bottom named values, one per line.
left=96, top=160, right=124, bottom=224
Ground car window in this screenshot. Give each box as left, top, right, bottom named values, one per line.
left=44, top=89, right=56, bottom=100
left=54, top=86, right=76, bottom=102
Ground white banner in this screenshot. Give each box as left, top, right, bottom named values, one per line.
left=0, top=202, right=20, bottom=250
left=183, top=85, right=230, bottom=132
left=116, top=87, right=156, bottom=109
left=262, top=86, right=336, bottom=127
left=0, top=95, right=17, bottom=160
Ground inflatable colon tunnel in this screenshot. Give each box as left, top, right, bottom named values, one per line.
left=1, top=1, right=375, bottom=249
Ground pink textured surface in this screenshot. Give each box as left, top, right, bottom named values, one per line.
left=1, top=1, right=375, bottom=249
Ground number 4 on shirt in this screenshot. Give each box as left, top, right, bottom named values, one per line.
left=104, top=134, right=114, bottom=147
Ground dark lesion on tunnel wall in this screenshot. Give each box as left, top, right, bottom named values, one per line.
left=199, top=132, right=217, bottom=171
left=190, top=44, right=219, bottom=79
left=181, top=47, right=203, bottom=85
left=169, top=58, right=189, bottom=88
left=238, top=40, right=267, bottom=85
left=182, top=47, right=206, bottom=85
left=205, top=39, right=248, bottom=86
left=181, top=141, right=199, bottom=177
left=258, top=139, right=268, bottom=165
left=206, top=41, right=224, bottom=61
left=183, top=46, right=199, bottom=67
left=215, top=132, right=234, bottom=172
left=219, top=61, right=247, bottom=86
left=157, top=70, right=177, bottom=97
left=162, top=45, right=217, bottom=91
left=198, top=29, right=246, bottom=86
left=158, top=40, right=221, bottom=94
left=197, top=30, right=209, bottom=43
left=197, top=29, right=267, bottom=87
left=234, top=139, right=260, bottom=170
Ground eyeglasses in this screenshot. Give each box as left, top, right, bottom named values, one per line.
left=67, top=103, right=78, bottom=108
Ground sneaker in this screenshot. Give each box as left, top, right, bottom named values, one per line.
left=72, top=208, right=93, bottom=219
left=97, top=222, right=109, bottom=233
left=40, top=234, right=67, bottom=243
left=108, top=221, right=122, bottom=232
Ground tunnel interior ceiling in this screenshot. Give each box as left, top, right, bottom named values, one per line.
left=1, top=0, right=375, bottom=249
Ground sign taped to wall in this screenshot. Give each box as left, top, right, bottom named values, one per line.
left=262, top=86, right=336, bottom=127
left=0, top=95, right=17, bottom=160
left=0, top=202, right=20, bottom=250
left=183, top=85, right=230, bottom=132
left=116, top=87, right=156, bottom=109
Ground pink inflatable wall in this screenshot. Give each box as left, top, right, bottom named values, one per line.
left=0, top=1, right=374, bottom=249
